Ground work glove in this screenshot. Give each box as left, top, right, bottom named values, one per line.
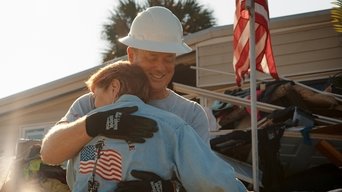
left=115, top=170, right=186, bottom=192
left=85, top=106, right=158, bottom=143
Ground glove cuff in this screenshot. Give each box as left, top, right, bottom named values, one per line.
left=159, top=180, right=185, bottom=192
left=171, top=180, right=184, bottom=192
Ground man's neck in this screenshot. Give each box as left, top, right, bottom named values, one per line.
left=149, top=89, right=169, bottom=100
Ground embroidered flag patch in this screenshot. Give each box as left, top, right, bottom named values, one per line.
left=80, top=145, right=122, bottom=181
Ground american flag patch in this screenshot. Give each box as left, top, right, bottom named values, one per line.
left=79, top=144, right=122, bottom=181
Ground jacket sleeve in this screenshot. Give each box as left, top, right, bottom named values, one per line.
left=173, top=124, right=247, bottom=192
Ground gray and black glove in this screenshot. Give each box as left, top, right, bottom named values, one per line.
left=115, top=170, right=186, bottom=192
left=85, top=106, right=158, bottom=143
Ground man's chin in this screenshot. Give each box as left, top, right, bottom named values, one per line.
left=149, top=82, right=166, bottom=90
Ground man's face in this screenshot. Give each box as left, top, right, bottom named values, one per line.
left=130, top=49, right=176, bottom=93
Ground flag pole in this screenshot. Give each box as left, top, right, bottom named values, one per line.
left=245, top=0, right=259, bottom=191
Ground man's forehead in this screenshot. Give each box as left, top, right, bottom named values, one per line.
left=139, top=49, right=176, bottom=57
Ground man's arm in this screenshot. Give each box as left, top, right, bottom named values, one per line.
left=41, top=116, right=91, bottom=165
left=191, top=104, right=211, bottom=144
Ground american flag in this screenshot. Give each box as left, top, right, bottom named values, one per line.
left=80, top=144, right=122, bottom=181
left=233, top=0, right=279, bottom=87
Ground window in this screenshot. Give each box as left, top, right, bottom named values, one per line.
left=24, top=128, right=45, bottom=140
left=20, top=122, right=54, bottom=140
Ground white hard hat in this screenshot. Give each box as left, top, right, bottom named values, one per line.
left=119, top=6, right=192, bottom=54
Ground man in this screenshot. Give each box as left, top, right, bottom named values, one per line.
left=41, top=6, right=211, bottom=191
left=69, top=61, right=247, bottom=191
left=121, top=6, right=210, bottom=143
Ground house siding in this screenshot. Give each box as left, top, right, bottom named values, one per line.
left=195, top=9, right=342, bottom=87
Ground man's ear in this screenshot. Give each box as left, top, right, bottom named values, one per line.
left=127, top=47, right=134, bottom=63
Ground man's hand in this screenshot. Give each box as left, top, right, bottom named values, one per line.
left=115, top=170, right=186, bottom=192
left=85, top=106, right=158, bottom=143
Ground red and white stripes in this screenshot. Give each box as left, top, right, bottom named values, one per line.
left=233, top=0, right=279, bottom=87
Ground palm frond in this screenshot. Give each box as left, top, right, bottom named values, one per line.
left=331, top=0, right=342, bottom=32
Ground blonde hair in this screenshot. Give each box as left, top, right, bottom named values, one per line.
left=85, top=60, right=150, bottom=102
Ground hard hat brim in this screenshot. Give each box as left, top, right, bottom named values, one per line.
left=119, top=35, right=192, bottom=54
